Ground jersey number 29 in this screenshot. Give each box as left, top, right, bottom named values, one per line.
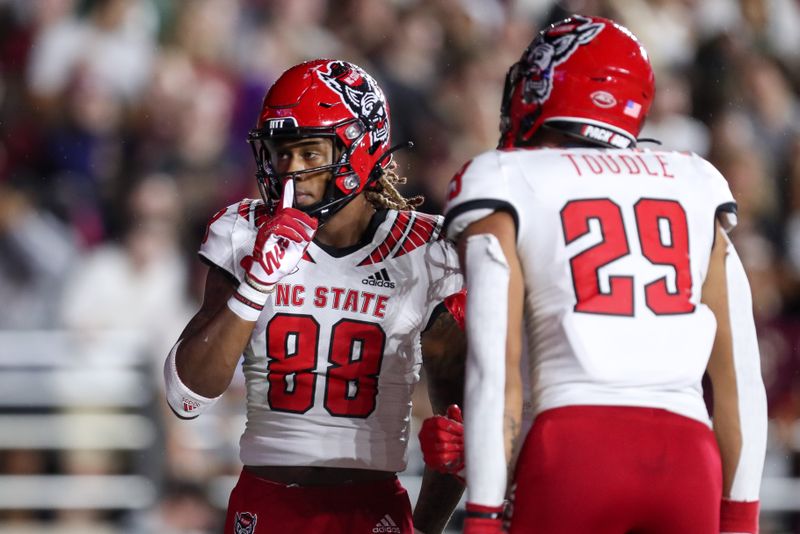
left=560, top=198, right=695, bottom=316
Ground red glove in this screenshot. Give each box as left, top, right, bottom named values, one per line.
left=419, top=404, right=464, bottom=477
left=240, top=179, right=317, bottom=292
left=443, top=289, right=466, bottom=330
left=720, top=499, right=759, bottom=533
left=464, top=503, right=505, bottom=534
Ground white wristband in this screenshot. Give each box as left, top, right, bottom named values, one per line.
left=164, top=340, right=222, bottom=418
left=227, top=280, right=272, bottom=322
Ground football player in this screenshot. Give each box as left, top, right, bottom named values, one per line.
left=423, top=15, right=767, bottom=534
left=164, top=59, right=465, bottom=534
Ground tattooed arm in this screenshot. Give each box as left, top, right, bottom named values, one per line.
left=412, top=310, right=467, bottom=534
left=421, top=310, right=466, bottom=412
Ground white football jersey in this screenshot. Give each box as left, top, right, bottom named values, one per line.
left=200, top=200, right=462, bottom=471
left=445, top=148, right=736, bottom=426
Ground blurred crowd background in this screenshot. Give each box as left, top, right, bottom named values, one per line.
left=0, top=0, right=798, bottom=532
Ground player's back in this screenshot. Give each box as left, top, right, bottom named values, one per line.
left=446, top=147, right=736, bottom=424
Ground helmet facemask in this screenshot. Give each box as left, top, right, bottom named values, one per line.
left=248, top=118, right=384, bottom=223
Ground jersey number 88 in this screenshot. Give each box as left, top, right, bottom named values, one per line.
left=265, top=314, right=386, bottom=418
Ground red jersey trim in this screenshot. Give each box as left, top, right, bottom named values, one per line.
left=202, top=207, right=227, bottom=244
left=237, top=199, right=254, bottom=219
left=238, top=198, right=270, bottom=227
left=393, top=212, right=440, bottom=258
left=358, top=211, right=412, bottom=266
left=254, top=201, right=269, bottom=227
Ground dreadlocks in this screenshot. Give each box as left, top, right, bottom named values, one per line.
left=365, top=161, right=424, bottom=211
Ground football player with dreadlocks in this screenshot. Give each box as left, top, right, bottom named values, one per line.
left=164, top=60, right=466, bottom=534
left=421, top=15, right=767, bottom=534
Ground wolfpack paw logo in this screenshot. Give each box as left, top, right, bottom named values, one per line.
left=234, top=511, right=257, bottom=534
left=317, top=61, right=389, bottom=153
left=520, top=15, right=604, bottom=105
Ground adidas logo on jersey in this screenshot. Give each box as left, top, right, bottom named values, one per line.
left=372, top=514, right=400, bottom=533
left=363, top=268, right=395, bottom=288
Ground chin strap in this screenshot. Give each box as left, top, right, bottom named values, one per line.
left=365, top=140, right=415, bottom=188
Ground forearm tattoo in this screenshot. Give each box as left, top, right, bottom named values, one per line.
left=421, top=311, right=466, bottom=412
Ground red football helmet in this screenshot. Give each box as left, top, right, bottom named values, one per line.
left=499, top=15, right=655, bottom=149
left=248, top=59, right=394, bottom=220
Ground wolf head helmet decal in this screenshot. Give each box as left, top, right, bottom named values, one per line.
left=499, top=15, right=654, bottom=149
left=520, top=16, right=605, bottom=105
left=317, top=61, right=390, bottom=155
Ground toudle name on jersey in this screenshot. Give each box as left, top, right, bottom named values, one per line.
left=562, top=151, right=675, bottom=178
left=274, top=284, right=389, bottom=318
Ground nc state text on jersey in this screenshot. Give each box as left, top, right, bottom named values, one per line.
left=274, top=284, right=389, bottom=318
left=562, top=152, right=674, bottom=178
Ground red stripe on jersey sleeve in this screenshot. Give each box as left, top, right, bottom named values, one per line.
left=358, top=211, right=412, bottom=266
left=202, top=207, right=228, bottom=244
left=393, top=212, right=438, bottom=258
left=253, top=201, right=270, bottom=227
left=237, top=199, right=254, bottom=219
